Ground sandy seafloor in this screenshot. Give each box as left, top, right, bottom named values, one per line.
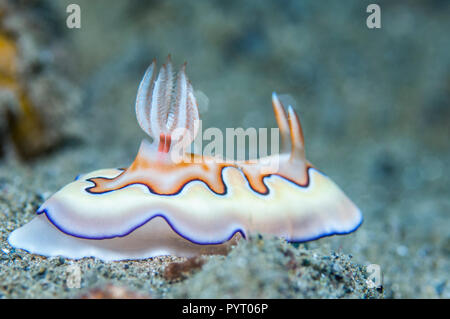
left=0, top=0, right=449, bottom=298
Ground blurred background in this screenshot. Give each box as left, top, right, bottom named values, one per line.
left=0, top=0, right=448, bottom=298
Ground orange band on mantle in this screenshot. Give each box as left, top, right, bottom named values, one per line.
left=87, top=152, right=313, bottom=196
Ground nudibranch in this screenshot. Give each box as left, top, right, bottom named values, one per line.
left=8, top=56, right=362, bottom=261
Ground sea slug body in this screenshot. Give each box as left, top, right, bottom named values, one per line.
left=8, top=56, right=362, bottom=261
